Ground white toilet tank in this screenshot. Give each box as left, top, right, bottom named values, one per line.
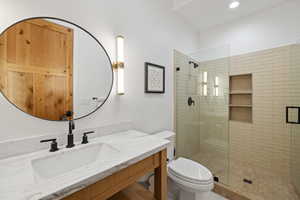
left=154, top=131, right=175, bottom=161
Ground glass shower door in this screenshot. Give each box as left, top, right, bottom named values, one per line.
left=174, top=46, right=230, bottom=185
left=289, top=42, right=300, bottom=196
left=174, top=50, right=201, bottom=160
left=191, top=46, right=230, bottom=185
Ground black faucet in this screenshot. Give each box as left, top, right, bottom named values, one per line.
left=66, top=111, right=75, bottom=148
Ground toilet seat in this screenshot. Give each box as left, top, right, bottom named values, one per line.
left=168, top=157, right=213, bottom=185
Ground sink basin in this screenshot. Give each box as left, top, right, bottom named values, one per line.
left=31, top=143, right=119, bottom=181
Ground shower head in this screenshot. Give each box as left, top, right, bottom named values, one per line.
left=189, top=61, right=199, bottom=68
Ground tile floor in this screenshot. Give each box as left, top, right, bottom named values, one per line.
left=192, top=151, right=300, bottom=200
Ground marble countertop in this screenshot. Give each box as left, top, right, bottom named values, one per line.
left=0, top=130, right=169, bottom=200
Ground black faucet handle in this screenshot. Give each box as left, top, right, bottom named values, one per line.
left=83, top=131, right=95, bottom=136
left=40, top=139, right=59, bottom=152
left=82, top=131, right=95, bottom=144
left=40, top=138, right=56, bottom=143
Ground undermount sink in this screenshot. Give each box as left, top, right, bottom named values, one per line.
left=31, top=143, right=119, bottom=181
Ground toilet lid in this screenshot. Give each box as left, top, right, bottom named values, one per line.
left=168, top=157, right=213, bottom=184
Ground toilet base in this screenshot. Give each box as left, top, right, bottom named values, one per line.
left=146, top=170, right=214, bottom=200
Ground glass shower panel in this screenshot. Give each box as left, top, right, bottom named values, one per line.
left=190, top=46, right=230, bottom=185
left=174, top=50, right=201, bottom=160
left=174, top=45, right=230, bottom=185
left=290, top=41, right=300, bottom=196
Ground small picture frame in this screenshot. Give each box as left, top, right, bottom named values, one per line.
left=145, top=62, right=165, bottom=93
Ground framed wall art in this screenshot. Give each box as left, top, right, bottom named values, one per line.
left=145, top=62, right=165, bottom=93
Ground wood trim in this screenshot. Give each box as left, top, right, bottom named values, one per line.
left=62, top=149, right=167, bottom=200
left=108, top=183, right=156, bottom=200
left=0, top=32, right=7, bottom=96
left=154, top=150, right=167, bottom=200
left=5, top=63, right=67, bottom=76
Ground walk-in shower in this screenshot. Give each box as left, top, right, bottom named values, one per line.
left=174, top=45, right=230, bottom=186
left=174, top=43, right=300, bottom=200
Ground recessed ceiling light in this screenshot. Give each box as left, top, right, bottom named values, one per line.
left=229, top=1, right=240, bottom=9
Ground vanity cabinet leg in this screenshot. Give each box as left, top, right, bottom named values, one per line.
left=154, top=149, right=167, bottom=200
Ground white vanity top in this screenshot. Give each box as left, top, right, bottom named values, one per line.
left=0, top=130, right=169, bottom=200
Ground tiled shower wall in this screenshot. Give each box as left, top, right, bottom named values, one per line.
left=230, top=46, right=290, bottom=181
left=290, top=43, right=300, bottom=196
left=175, top=45, right=300, bottom=200
left=201, top=45, right=300, bottom=200
left=227, top=46, right=298, bottom=200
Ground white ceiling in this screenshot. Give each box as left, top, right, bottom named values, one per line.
left=173, top=0, right=291, bottom=31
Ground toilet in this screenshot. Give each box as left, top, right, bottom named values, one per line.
left=153, top=131, right=214, bottom=200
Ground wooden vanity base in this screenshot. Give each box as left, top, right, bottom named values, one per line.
left=108, top=183, right=156, bottom=200
left=63, top=149, right=167, bottom=200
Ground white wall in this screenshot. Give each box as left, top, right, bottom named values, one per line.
left=197, top=0, right=300, bottom=56
left=0, top=0, right=199, bottom=141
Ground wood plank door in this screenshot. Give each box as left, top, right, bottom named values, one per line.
left=0, top=19, right=73, bottom=120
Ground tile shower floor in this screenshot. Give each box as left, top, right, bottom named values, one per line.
left=192, top=152, right=300, bottom=200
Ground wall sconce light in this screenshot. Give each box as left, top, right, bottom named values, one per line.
left=115, top=35, right=125, bottom=95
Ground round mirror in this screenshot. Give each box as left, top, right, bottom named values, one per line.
left=0, top=17, right=113, bottom=121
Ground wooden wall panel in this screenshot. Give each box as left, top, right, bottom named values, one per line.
left=7, top=71, right=34, bottom=114
left=35, top=74, right=67, bottom=120
left=6, top=23, right=29, bottom=66
left=0, top=62, right=7, bottom=95
left=29, top=23, right=67, bottom=69
left=0, top=32, right=7, bottom=95
left=0, top=19, right=73, bottom=120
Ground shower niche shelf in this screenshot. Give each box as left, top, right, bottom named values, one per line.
left=229, top=74, right=253, bottom=123
left=230, top=90, right=252, bottom=94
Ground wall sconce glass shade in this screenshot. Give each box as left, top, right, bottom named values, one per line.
left=116, top=36, right=124, bottom=95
